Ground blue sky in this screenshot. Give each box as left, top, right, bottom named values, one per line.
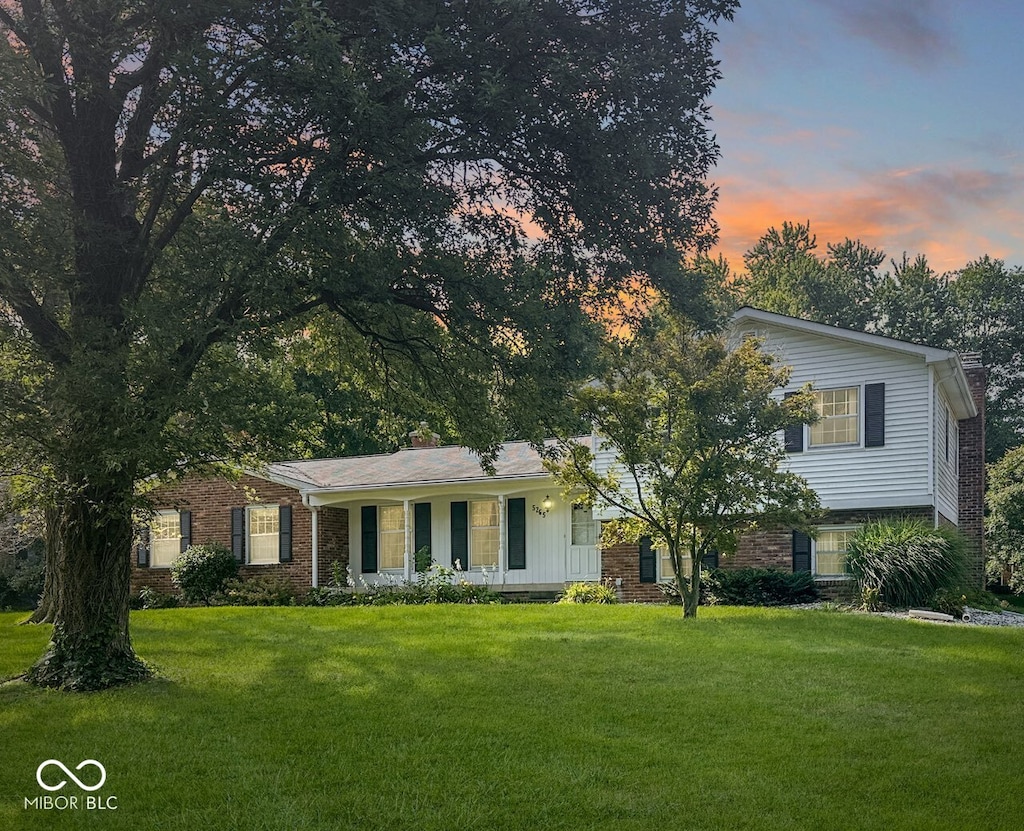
left=708, top=0, right=1024, bottom=272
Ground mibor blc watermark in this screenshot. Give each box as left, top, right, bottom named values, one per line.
left=24, top=759, right=118, bottom=811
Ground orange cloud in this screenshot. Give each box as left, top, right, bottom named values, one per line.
left=711, top=164, right=1024, bottom=272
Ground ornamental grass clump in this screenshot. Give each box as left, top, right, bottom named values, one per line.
left=845, top=518, right=969, bottom=609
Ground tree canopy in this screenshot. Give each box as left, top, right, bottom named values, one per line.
left=0, top=0, right=738, bottom=688
left=549, top=307, right=820, bottom=618
left=737, top=223, right=1024, bottom=462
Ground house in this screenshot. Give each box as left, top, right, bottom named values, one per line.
left=132, top=308, right=986, bottom=601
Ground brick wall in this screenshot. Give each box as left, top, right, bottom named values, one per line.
left=600, top=539, right=663, bottom=602
left=317, top=506, right=350, bottom=586
left=958, top=356, right=987, bottom=586
left=131, top=474, right=349, bottom=598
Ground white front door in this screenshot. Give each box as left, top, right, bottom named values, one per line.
left=567, top=504, right=600, bottom=581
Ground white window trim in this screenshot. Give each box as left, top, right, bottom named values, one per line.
left=658, top=547, right=692, bottom=581
left=807, top=385, right=862, bottom=450
left=149, top=509, right=181, bottom=569
left=812, top=525, right=860, bottom=579
left=469, top=499, right=500, bottom=570
left=378, top=503, right=407, bottom=572
left=247, top=504, right=280, bottom=566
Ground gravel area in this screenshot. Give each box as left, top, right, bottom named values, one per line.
left=789, top=602, right=1024, bottom=627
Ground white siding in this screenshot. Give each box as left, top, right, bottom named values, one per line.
left=349, top=487, right=586, bottom=589
left=934, top=381, right=959, bottom=523
left=769, top=325, right=933, bottom=510
left=592, top=322, right=936, bottom=515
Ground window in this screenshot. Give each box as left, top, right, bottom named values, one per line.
left=379, top=505, right=406, bottom=570
left=660, top=548, right=692, bottom=580
left=815, top=527, right=857, bottom=577
left=571, top=504, right=598, bottom=546
left=810, top=387, right=859, bottom=446
left=470, top=500, right=499, bottom=568
left=248, top=506, right=280, bottom=565
left=150, top=511, right=181, bottom=568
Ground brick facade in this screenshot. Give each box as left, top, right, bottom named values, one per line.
left=600, top=539, right=664, bottom=602
left=958, top=356, right=987, bottom=586
left=604, top=506, right=939, bottom=602
left=131, top=474, right=349, bottom=598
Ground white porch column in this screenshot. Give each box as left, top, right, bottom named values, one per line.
left=310, top=506, right=320, bottom=588
left=404, top=499, right=412, bottom=581
left=497, top=493, right=506, bottom=586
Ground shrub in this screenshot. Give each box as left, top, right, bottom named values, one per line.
left=304, top=564, right=500, bottom=606
left=931, top=587, right=1009, bottom=617
left=304, top=586, right=350, bottom=606
left=558, top=581, right=618, bottom=604
left=0, top=550, right=45, bottom=610
left=170, top=543, right=238, bottom=605
left=135, top=586, right=180, bottom=610
left=702, top=568, right=819, bottom=606
left=845, top=518, right=969, bottom=609
left=218, top=576, right=295, bottom=606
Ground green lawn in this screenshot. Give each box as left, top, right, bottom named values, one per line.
left=2, top=605, right=1022, bottom=830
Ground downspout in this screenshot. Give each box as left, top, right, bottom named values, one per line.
left=927, top=365, right=937, bottom=528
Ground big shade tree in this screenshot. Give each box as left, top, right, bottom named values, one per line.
left=0, top=0, right=737, bottom=689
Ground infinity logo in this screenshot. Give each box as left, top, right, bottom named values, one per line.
left=36, top=760, right=107, bottom=792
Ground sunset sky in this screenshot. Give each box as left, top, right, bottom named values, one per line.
left=708, top=0, right=1024, bottom=274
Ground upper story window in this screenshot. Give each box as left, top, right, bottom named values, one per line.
left=150, top=510, right=181, bottom=568
left=810, top=387, right=859, bottom=447
left=379, top=505, right=406, bottom=570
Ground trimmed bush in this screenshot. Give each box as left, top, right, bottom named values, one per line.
left=170, top=543, right=238, bottom=605
left=558, top=582, right=618, bottom=604
left=701, top=568, right=819, bottom=606
left=218, top=576, right=295, bottom=606
left=845, top=518, right=969, bottom=609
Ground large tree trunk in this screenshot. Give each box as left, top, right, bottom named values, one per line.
left=26, top=477, right=149, bottom=691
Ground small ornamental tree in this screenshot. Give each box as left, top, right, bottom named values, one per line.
left=549, top=308, right=821, bottom=618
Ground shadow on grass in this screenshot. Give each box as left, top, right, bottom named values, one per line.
left=3, top=605, right=1023, bottom=830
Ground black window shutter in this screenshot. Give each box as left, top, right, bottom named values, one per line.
left=414, top=503, right=431, bottom=571
left=361, top=505, right=378, bottom=573
left=179, top=510, right=192, bottom=553
left=450, top=501, right=469, bottom=570
left=783, top=392, right=805, bottom=452
left=507, top=498, right=527, bottom=570
left=864, top=383, right=885, bottom=448
left=231, top=508, right=246, bottom=563
left=278, top=505, right=293, bottom=563
left=701, top=549, right=719, bottom=570
left=136, top=526, right=150, bottom=568
left=792, top=531, right=812, bottom=573
left=639, top=536, right=657, bottom=584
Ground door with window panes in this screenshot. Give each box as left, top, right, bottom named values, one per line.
left=567, top=504, right=600, bottom=580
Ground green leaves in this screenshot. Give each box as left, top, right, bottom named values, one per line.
left=550, top=305, right=821, bottom=616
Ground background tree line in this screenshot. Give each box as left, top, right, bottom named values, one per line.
left=729, top=220, right=1024, bottom=464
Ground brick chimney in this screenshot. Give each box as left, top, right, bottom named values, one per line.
left=409, top=421, right=440, bottom=449
left=957, top=353, right=986, bottom=587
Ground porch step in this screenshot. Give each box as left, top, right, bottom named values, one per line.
left=499, top=590, right=561, bottom=603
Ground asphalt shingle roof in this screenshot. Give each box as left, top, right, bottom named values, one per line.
left=265, top=440, right=553, bottom=493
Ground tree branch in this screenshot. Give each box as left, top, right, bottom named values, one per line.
left=0, top=270, right=70, bottom=364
